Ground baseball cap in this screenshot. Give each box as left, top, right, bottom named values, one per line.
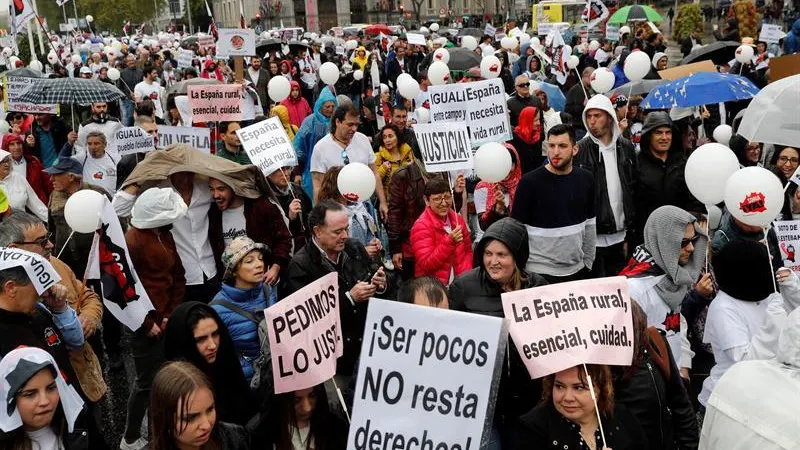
left=43, top=157, right=83, bottom=176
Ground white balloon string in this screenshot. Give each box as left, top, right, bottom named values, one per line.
left=763, top=226, right=779, bottom=293
left=575, top=68, right=588, bottom=100
left=583, top=363, right=608, bottom=450
left=56, top=230, right=75, bottom=260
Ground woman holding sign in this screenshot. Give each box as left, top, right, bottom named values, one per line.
left=514, top=364, right=648, bottom=450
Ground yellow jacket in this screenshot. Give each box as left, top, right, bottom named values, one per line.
left=375, top=143, right=414, bottom=198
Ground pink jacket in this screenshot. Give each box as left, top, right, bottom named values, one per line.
left=410, top=207, right=473, bottom=285
left=280, top=81, right=313, bottom=127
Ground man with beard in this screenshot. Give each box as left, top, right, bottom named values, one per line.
left=245, top=57, right=271, bottom=110
left=74, top=102, right=122, bottom=156
left=511, top=124, right=596, bottom=283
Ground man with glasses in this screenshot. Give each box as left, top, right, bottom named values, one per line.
left=507, top=74, right=541, bottom=127
left=310, top=104, right=388, bottom=219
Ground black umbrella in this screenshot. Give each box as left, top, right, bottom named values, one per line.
left=2, top=68, right=44, bottom=78
left=421, top=47, right=481, bottom=72
left=458, top=28, right=484, bottom=38
left=166, top=77, right=221, bottom=96
left=255, top=38, right=281, bottom=57
left=288, top=39, right=310, bottom=54
left=17, top=78, right=125, bottom=105
left=681, top=41, right=740, bottom=66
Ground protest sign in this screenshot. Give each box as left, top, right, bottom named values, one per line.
left=348, top=299, right=507, bottom=450
left=236, top=116, right=298, bottom=176
left=176, top=49, right=194, bottom=69
left=768, top=54, right=800, bottom=82
left=605, top=24, right=620, bottom=41
left=157, top=125, right=211, bottom=153
left=413, top=122, right=473, bottom=173
left=0, top=248, right=60, bottom=295
left=774, top=220, right=800, bottom=273
left=537, top=22, right=570, bottom=36
left=187, top=85, right=243, bottom=122
left=658, top=60, right=716, bottom=80
left=502, top=276, right=634, bottom=379
left=216, top=28, right=256, bottom=57
left=3, top=76, right=59, bottom=114
left=428, top=78, right=511, bottom=147
left=113, top=127, right=155, bottom=156
left=494, top=32, right=506, bottom=42
left=484, top=24, right=497, bottom=36
left=759, top=24, right=785, bottom=44
left=406, top=33, right=426, bottom=46
left=266, top=273, right=342, bottom=394
left=198, top=34, right=215, bottom=49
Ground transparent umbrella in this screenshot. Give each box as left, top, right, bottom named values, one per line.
left=737, top=74, right=800, bottom=148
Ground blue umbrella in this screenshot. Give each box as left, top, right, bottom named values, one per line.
left=533, top=81, right=567, bottom=112
left=641, top=72, right=759, bottom=109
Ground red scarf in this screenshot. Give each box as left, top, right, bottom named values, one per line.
left=476, top=144, right=522, bottom=218
left=514, top=106, right=541, bottom=145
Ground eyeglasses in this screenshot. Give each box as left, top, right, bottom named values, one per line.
left=15, top=236, right=51, bottom=248
left=681, top=235, right=699, bottom=248
left=341, top=149, right=350, bottom=165
left=517, top=82, right=530, bottom=88
left=778, top=156, right=799, bottom=165
left=428, top=193, right=452, bottom=205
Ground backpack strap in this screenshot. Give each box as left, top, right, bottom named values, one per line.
left=210, top=299, right=260, bottom=325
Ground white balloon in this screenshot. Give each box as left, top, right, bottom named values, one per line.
left=566, top=55, right=579, bottom=70
left=501, top=36, right=517, bottom=50
left=85, top=15, right=94, bottom=23
left=0, top=120, right=9, bottom=133
left=508, top=53, right=520, bottom=64
left=428, top=61, right=451, bottom=85
left=685, top=143, right=741, bottom=205
left=319, top=62, right=340, bottom=85
left=107, top=67, right=121, bottom=81
left=475, top=142, right=513, bottom=183
left=28, top=60, right=42, bottom=71
left=112, top=41, right=122, bottom=51
left=353, top=70, right=363, bottom=81
left=519, top=33, right=531, bottom=45
left=2, top=47, right=12, bottom=57
left=724, top=167, right=785, bottom=227
left=337, top=162, right=376, bottom=202
left=589, top=40, right=600, bottom=52
left=268, top=76, right=291, bottom=102
left=7, top=56, right=19, bottom=68
left=420, top=26, right=429, bottom=34
left=562, top=45, right=572, bottom=57
left=713, top=124, right=733, bottom=146
left=345, top=40, right=358, bottom=51
left=397, top=74, right=420, bottom=100
left=735, top=45, right=754, bottom=63
left=707, top=205, right=723, bottom=230
left=460, top=35, right=478, bottom=51
left=80, top=43, right=90, bottom=53
left=71, top=55, right=82, bottom=65
left=624, top=50, right=651, bottom=82
left=432, top=48, right=450, bottom=64
left=416, top=107, right=430, bottom=124
left=47, top=52, right=58, bottom=64
left=430, top=23, right=440, bottom=32
left=589, top=67, right=615, bottom=94
left=64, top=190, right=105, bottom=233
left=480, top=55, right=502, bottom=79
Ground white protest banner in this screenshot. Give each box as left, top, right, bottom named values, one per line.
left=216, top=28, right=256, bottom=57
left=113, top=127, right=155, bottom=156
left=3, top=76, right=59, bottom=114
left=236, top=116, right=298, bottom=176
left=759, top=24, right=785, bottom=44
left=538, top=22, right=570, bottom=37
left=85, top=199, right=155, bottom=331
left=502, top=276, right=634, bottom=379
left=494, top=32, right=506, bottom=42
left=348, top=299, right=507, bottom=450
left=406, top=33, right=426, bottom=46
left=414, top=122, right=473, bottom=173
left=176, top=49, right=194, bottom=69
left=266, top=272, right=342, bottom=394
left=198, top=34, right=215, bottom=49
left=428, top=78, right=511, bottom=147
left=484, top=23, right=497, bottom=36
left=0, top=247, right=60, bottom=295
left=187, top=85, right=243, bottom=122
left=157, top=125, right=211, bottom=153
left=774, top=220, right=800, bottom=273
left=606, top=24, right=620, bottom=41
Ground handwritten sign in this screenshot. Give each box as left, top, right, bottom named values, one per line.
left=428, top=78, right=511, bottom=147
left=113, top=127, right=155, bottom=155
left=502, top=276, right=634, bottom=379
left=198, top=34, right=216, bottom=49
left=406, top=33, right=426, bottom=46
left=236, top=116, right=297, bottom=175
left=759, top=24, right=786, bottom=44
left=484, top=24, right=497, bottom=36
left=414, top=122, right=473, bottom=173
left=3, top=76, right=59, bottom=114
left=176, top=49, right=194, bottom=69
left=187, top=85, right=243, bottom=122
left=266, top=273, right=342, bottom=394
left=0, top=247, right=60, bottom=295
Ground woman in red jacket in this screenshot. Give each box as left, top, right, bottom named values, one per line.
left=280, top=80, right=313, bottom=128
left=1, top=133, right=51, bottom=204
left=410, top=178, right=473, bottom=285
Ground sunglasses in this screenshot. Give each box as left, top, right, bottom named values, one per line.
left=517, top=82, right=530, bottom=88
left=681, top=235, right=700, bottom=248
left=341, top=149, right=350, bottom=165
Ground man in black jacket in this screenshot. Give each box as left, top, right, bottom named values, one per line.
left=285, top=200, right=390, bottom=379
left=506, top=75, right=541, bottom=127
left=575, top=94, right=638, bottom=277
left=680, top=32, right=703, bottom=57
left=634, top=112, right=703, bottom=243
left=244, top=57, right=271, bottom=111
left=120, top=54, right=144, bottom=126
left=565, top=67, right=595, bottom=138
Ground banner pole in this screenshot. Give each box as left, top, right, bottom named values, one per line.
left=331, top=377, right=351, bottom=424
left=582, top=363, right=608, bottom=450
left=763, top=226, right=779, bottom=293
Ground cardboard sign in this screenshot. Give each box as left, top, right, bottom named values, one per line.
left=266, top=273, right=342, bottom=394
left=774, top=220, right=800, bottom=273
left=759, top=24, right=785, bottom=44
left=3, top=76, right=59, bottom=114
left=157, top=125, right=211, bottom=153
left=347, top=299, right=507, bottom=450
left=658, top=60, right=716, bottom=80
left=484, top=24, right=497, bottom=36
left=198, top=34, right=215, bottom=49
left=414, top=122, right=473, bottom=173
left=406, top=33, right=426, bottom=46
left=113, top=127, right=155, bottom=156
left=236, top=116, right=297, bottom=176
left=187, top=85, right=243, bottom=122
left=0, top=247, right=60, bottom=295
left=768, top=54, right=800, bottom=82
left=502, top=276, right=634, bottom=379
left=216, top=28, right=256, bottom=57
left=428, top=78, right=511, bottom=147
left=176, top=49, right=194, bottom=69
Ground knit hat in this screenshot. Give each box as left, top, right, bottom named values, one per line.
left=714, top=239, right=774, bottom=302
left=221, top=236, right=268, bottom=278
left=0, top=134, right=22, bottom=151
left=610, top=93, right=628, bottom=109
